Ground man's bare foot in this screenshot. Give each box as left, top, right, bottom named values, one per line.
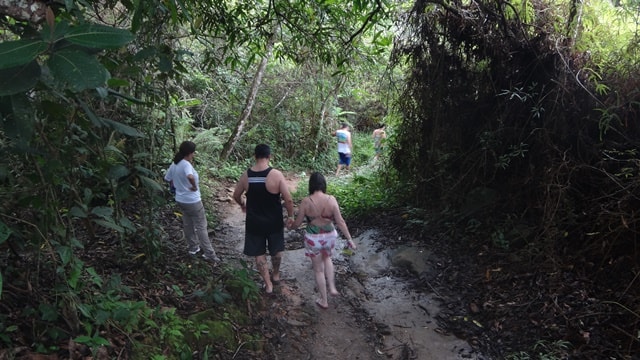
left=271, top=272, right=281, bottom=285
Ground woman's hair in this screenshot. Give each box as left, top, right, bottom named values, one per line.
left=308, top=172, right=327, bottom=195
left=173, top=141, right=196, bottom=164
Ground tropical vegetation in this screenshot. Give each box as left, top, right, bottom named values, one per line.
left=0, top=0, right=639, bottom=358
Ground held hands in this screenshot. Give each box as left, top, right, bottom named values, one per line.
left=286, top=217, right=295, bottom=229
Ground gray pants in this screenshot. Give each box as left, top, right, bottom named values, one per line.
left=176, top=200, right=217, bottom=258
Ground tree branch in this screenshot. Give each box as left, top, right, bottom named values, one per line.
left=344, top=0, right=383, bottom=46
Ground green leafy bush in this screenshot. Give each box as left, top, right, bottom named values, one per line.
left=327, top=167, right=399, bottom=218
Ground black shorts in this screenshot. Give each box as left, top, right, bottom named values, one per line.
left=244, top=230, right=285, bottom=257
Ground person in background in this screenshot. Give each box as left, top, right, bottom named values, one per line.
left=372, top=123, right=387, bottom=161
left=288, top=172, right=356, bottom=309
left=233, top=144, right=294, bottom=294
left=333, top=123, right=352, bottom=176
left=164, top=141, right=220, bottom=263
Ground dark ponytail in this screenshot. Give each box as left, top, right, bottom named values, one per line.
left=173, top=141, right=196, bottom=164
left=308, top=172, right=327, bottom=195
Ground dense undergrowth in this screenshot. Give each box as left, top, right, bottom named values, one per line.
left=0, top=134, right=388, bottom=359
left=389, top=1, right=640, bottom=358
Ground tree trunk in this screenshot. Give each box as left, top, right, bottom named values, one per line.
left=313, top=73, right=344, bottom=161
left=220, top=30, right=277, bottom=161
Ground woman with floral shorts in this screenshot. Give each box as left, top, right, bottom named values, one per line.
left=289, top=172, right=356, bottom=309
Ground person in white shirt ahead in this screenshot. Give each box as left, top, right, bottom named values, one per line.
left=333, top=123, right=352, bottom=176
left=165, top=141, right=220, bottom=263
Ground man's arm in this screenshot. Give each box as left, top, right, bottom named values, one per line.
left=233, top=172, right=248, bottom=211
left=289, top=197, right=307, bottom=229
left=278, top=174, right=294, bottom=219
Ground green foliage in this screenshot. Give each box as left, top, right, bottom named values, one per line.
left=576, top=0, right=638, bottom=72
left=327, top=166, right=399, bottom=218
left=0, top=319, right=17, bottom=346
left=0, top=22, right=133, bottom=95
left=496, top=142, right=529, bottom=170
left=74, top=331, right=110, bottom=349
left=505, top=339, right=572, bottom=360
left=350, top=130, right=375, bottom=168
left=192, top=278, right=233, bottom=306
left=214, top=160, right=251, bottom=180
left=223, top=260, right=261, bottom=303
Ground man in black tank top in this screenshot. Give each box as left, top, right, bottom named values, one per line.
left=233, top=144, right=294, bottom=294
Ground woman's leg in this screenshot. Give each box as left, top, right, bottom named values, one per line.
left=191, top=201, right=218, bottom=260
left=178, top=202, right=199, bottom=253
left=311, top=255, right=328, bottom=308
left=323, top=255, right=339, bottom=296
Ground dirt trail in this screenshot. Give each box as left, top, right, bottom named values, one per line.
left=213, top=177, right=484, bottom=359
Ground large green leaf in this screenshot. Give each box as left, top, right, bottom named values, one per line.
left=2, top=94, right=35, bottom=150
left=91, top=206, right=114, bottom=219
left=69, top=206, right=88, bottom=218
left=0, top=221, right=11, bottom=245
left=0, top=40, right=47, bottom=70
left=100, top=117, right=145, bottom=137
left=0, top=61, right=41, bottom=96
left=40, top=20, right=71, bottom=43
left=65, top=24, right=134, bottom=49
left=92, top=219, right=125, bottom=233
left=108, top=164, right=130, bottom=180
left=140, top=175, right=165, bottom=192
left=48, top=50, right=109, bottom=92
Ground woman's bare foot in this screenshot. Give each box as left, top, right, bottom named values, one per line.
left=315, top=299, right=329, bottom=309
left=264, top=283, right=273, bottom=294
left=329, top=290, right=340, bottom=297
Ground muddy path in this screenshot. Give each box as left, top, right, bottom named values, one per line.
left=212, top=177, right=485, bottom=359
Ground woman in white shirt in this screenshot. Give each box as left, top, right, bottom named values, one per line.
left=165, top=141, right=220, bottom=262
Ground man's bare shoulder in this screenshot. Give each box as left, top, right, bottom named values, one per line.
left=267, top=168, right=286, bottom=179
